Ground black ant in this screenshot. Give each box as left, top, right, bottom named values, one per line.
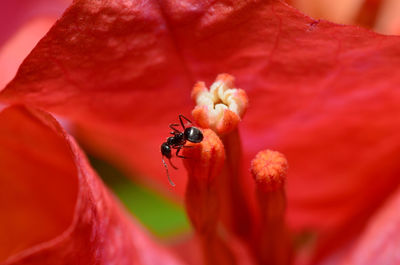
left=161, top=115, right=203, bottom=186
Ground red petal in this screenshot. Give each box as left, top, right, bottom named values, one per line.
left=2, top=0, right=400, bottom=243
left=288, top=0, right=365, bottom=25
left=0, top=105, right=182, bottom=265
left=0, top=0, right=70, bottom=88
left=374, top=0, right=400, bottom=34
left=339, top=186, right=400, bottom=265
left=0, top=0, right=69, bottom=45
left=0, top=18, right=56, bottom=89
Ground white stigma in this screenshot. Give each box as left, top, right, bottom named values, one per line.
left=194, top=78, right=247, bottom=124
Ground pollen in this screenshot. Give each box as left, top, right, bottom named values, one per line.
left=191, top=74, right=248, bottom=135
left=251, top=150, right=288, bottom=191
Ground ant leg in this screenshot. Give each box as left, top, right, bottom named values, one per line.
left=179, top=114, right=192, bottom=129
left=176, top=146, right=189, bottom=159
left=161, top=156, right=176, bottom=187
left=169, top=123, right=180, bottom=134
left=179, top=115, right=192, bottom=124
left=168, top=157, right=178, bottom=169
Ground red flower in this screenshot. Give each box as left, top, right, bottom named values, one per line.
left=0, top=105, right=183, bottom=265
left=1, top=0, right=400, bottom=264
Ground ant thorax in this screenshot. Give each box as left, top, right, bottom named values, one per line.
left=167, top=133, right=185, bottom=147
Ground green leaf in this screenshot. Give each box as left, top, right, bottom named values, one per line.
left=89, top=155, right=190, bottom=239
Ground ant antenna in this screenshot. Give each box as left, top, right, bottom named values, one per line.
left=162, top=156, right=176, bottom=187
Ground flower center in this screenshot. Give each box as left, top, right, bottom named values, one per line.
left=191, top=74, right=248, bottom=135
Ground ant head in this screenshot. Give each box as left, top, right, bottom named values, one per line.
left=161, top=142, right=172, bottom=158
left=184, top=127, right=203, bottom=143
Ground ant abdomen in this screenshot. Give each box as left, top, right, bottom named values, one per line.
left=184, top=127, right=203, bottom=143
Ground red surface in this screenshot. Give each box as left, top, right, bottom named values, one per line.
left=2, top=0, right=400, bottom=248
left=184, top=129, right=236, bottom=265
left=0, top=0, right=70, bottom=88
left=0, top=106, right=182, bottom=265
left=339, top=186, right=400, bottom=265
left=0, top=0, right=69, bottom=46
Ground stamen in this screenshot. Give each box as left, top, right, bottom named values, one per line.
left=191, top=74, right=248, bottom=135
left=218, top=130, right=253, bottom=242
left=183, top=129, right=236, bottom=265
left=250, top=150, right=291, bottom=265
left=191, top=74, right=253, bottom=244
left=182, top=129, right=225, bottom=185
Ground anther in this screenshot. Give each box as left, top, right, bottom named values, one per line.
left=251, top=150, right=288, bottom=192
left=191, top=74, right=248, bottom=135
